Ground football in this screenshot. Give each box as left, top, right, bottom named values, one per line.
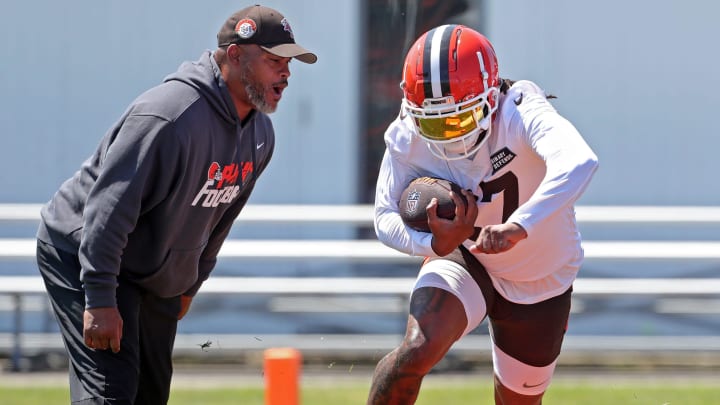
left=399, top=177, right=468, bottom=232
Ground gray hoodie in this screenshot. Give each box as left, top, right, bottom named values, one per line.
left=37, top=51, right=274, bottom=308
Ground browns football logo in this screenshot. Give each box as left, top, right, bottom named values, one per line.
left=234, top=18, right=257, bottom=39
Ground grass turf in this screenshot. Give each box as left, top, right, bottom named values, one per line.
left=1, top=381, right=718, bottom=404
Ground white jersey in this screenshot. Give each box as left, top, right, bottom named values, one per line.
left=374, top=80, right=599, bottom=304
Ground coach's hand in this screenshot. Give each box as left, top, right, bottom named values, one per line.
left=83, top=307, right=123, bottom=353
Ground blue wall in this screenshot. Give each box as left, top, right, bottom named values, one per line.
left=488, top=0, right=720, bottom=205
left=0, top=0, right=360, bottom=204
left=2, top=0, right=718, bottom=206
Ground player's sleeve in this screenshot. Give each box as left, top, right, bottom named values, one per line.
left=374, top=122, right=436, bottom=257
left=506, top=88, right=599, bottom=234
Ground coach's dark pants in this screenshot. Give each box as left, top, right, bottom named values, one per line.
left=37, top=239, right=182, bottom=405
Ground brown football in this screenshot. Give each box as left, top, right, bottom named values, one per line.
left=398, top=177, right=468, bottom=232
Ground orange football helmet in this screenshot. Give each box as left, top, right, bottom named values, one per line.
left=401, top=24, right=500, bottom=160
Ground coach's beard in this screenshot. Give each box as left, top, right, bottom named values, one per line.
left=238, top=61, right=275, bottom=114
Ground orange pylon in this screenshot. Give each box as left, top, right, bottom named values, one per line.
left=264, top=347, right=302, bottom=405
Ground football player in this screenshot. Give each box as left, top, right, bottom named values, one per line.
left=369, top=24, right=598, bottom=404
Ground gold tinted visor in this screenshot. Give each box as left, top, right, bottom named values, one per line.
left=415, top=104, right=484, bottom=141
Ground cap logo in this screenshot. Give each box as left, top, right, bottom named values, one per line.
left=280, top=18, right=294, bottom=39
left=234, top=18, right=257, bottom=39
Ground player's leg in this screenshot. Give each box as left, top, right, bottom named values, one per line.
left=367, top=252, right=489, bottom=404
left=37, top=240, right=143, bottom=404
left=134, top=293, right=181, bottom=405
left=367, top=286, right=465, bottom=404
left=489, top=287, right=573, bottom=405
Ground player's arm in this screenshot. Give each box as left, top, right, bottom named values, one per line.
left=374, top=150, right=436, bottom=257
left=504, top=88, right=598, bottom=235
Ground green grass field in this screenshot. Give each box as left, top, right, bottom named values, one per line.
left=1, top=380, right=718, bottom=405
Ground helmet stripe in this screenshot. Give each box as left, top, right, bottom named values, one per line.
left=438, top=26, right=452, bottom=97
left=476, top=49, right=488, bottom=90
left=422, top=25, right=455, bottom=99
left=421, top=28, right=436, bottom=99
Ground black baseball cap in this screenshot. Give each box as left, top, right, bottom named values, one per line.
left=217, top=5, right=317, bottom=64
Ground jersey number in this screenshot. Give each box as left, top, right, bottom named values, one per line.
left=479, top=172, right=519, bottom=223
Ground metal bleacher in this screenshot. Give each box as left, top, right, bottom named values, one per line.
left=1, top=204, right=720, bottom=371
